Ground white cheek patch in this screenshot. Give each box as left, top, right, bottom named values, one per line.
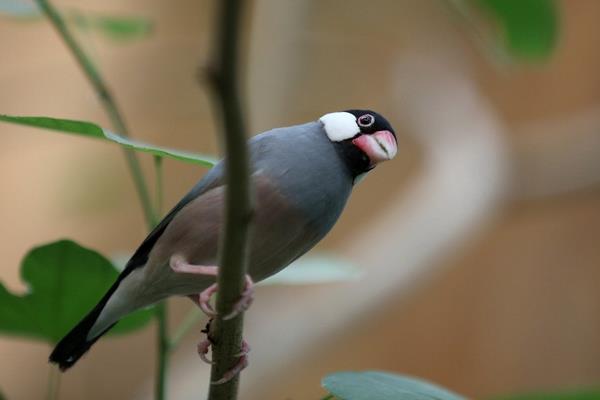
left=319, top=112, right=360, bottom=142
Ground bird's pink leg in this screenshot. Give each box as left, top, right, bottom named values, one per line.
left=170, top=255, right=253, bottom=384
left=197, top=329, right=251, bottom=384
left=211, top=340, right=251, bottom=385
left=197, top=338, right=214, bottom=364
left=169, top=255, right=255, bottom=319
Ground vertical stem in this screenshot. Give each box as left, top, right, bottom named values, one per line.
left=154, top=156, right=164, bottom=218
left=35, top=2, right=170, bottom=399
left=155, top=301, right=169, bottom=400
left=206, top=0, right=253, bottom=399
left=152, top=155, right=168, bottom=400
left=35, top=0, right=156, bottom=230
left=168, top=308, right=202, bottom=351
left=46, top=365, right=60, bottom=400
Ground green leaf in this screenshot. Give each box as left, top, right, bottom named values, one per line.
left=70, top=12, right=153, bottom=42
left=0, top=115, right=216, bottom=167
left=322, top=371, right=465, bottom=400
left=261, top=255, right=362, bottom=285
left=476, top=0, right=559, bottom=61
left=0, top=240, right=153, bottom=344
left=492, top=389, right=600, bottom=400
left=0, top=0, right=40, bottom=18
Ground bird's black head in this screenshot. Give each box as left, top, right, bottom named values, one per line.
left=319, top=109, right=397, bottom=179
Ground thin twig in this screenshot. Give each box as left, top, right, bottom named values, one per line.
left=205, top=0, right=253, bottom=399
left=35, top=0, right=156, bottom=229
left=35, top=3, right=168, bottom=399
left=155, top=301, right=169, bottom=400
left=168, top=308, right=202, bottom=351
left=154, top=155, right=164, bottom=217
left=153, top=156, right=169, bottom=400
left=46, top=365, right=60, bottom=400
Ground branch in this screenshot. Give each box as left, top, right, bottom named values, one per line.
left=35, top=0, right=156, bottom=229
left=205, top=0, right=253, bottom=399
left=35, top=2, right=169, bottom=398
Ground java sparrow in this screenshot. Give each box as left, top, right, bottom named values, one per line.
left=49, top=109, right=397, bottom=374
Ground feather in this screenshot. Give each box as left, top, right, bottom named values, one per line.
left=49, top=120, right=356, bottom=369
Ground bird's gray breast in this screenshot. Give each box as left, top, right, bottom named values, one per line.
left=249, top=121, right=354, bottom=236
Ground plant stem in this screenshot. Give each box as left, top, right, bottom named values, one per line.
left=205, top=0, right=252, bottom=399
left=35, top=0, right=156, bottom=230
left=152, top=155, right=169, bottom=400
left=154, top=156, right=164, bottom=218
left=168, top=308, right=202, bottom=351
left=46, top=365, right=60, bottom=400
left=155, top=302, right=169, bottom=400
left=36, top=2, right=170, bottom=399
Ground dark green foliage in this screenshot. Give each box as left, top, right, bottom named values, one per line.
left=476, top=0, right=558, bottom=60
left=0, top=240, right=153, bottom=344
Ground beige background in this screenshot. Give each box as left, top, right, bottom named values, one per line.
left=1, top=0, right=599, bottom=399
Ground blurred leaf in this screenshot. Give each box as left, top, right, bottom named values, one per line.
left=493, top=390, right=600, bottom=400
left=114, top=253, right=361, bottom=285
left=0, top=240, right=153, bottom=344
left=0, top=0, right=39, bottom=18
left=70, top=12, right=153, bottom=42
left=322, top=371, right=465, bottom=400
left=476, top=0, right=559, bottom=61
left=261, top=255, right=362, bottom=285
left=0, top=115, right=216, bottom=167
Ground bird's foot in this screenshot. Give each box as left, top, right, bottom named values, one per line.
left=211, top=340, right=251, bottom=385
left=176, top=272, right=254, bottom=320
left=197, top=338, right=214, bottom=365
left=170, top=254, right=255, bottom=319
left=223, top=274, right=255, bottom=320
left=197, top=337, right=250, bottom=384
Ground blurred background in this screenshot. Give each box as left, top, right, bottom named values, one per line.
left=1, top=0, right=600, bottom=399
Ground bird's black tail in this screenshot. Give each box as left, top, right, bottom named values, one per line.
left=49, top=285, right=120, bottom=370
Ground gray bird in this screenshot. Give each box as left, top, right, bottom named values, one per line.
left=49, top=109, right=397, bottom=373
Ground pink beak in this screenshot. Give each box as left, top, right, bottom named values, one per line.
left=352, top=130, right=397, bottom=166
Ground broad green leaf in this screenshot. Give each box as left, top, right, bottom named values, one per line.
left=476, top=0, right=559, bottom=61
left=0, top=115, right=216, bottom=167
left=70, top=12, right=153, bottom=42
left=262, top=255, right=362, bottom=285
left=0, top=0, right=39, bottom=18
left=322, top=371, right=465, bottom=400
left=493, top=389, right=600, bottom=400
left=0, top=240, right=153, bottom=344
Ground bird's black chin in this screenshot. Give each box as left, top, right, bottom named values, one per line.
left=334, top=139, right=372, bottom=178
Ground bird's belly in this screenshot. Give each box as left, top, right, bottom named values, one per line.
left=141, top=177, right=322, bottom=300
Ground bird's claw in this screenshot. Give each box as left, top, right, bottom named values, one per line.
left=223, top=275, right=255, bottom=320
left=197, top=336, right=250, bottom=384
left=197, top=339, right=214, bottom=365
left=198, top=283, right=218, bottom=317
left=170, top=256, right=254, bottom=319
left=195, top=275, right=254, bottom=320
left=210, top=340, right=251, bottom=385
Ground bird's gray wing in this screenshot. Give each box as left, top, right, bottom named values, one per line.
left=123, top=162, right=225, bottom=275
left=79, top=163, right=225, bottom=339
left=136, top=172, right=325, bottom=299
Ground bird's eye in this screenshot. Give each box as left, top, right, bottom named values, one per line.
left=357, top=114, right=375, bottom=128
